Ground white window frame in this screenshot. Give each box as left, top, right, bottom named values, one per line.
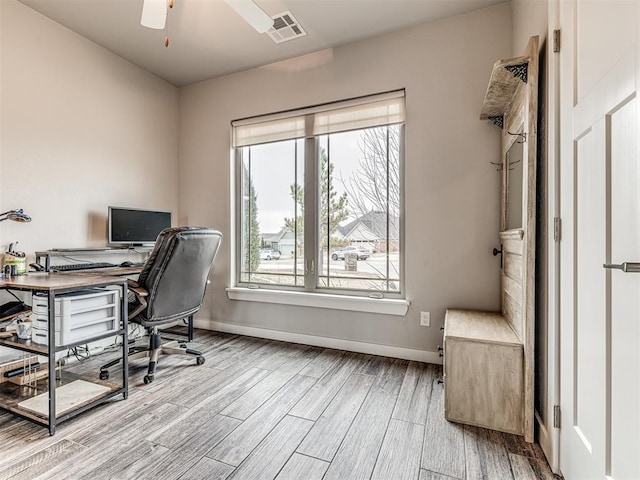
left=228, top=91, right=409, bottom=315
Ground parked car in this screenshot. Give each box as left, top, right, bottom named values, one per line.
left=259, top=249, right=280, bottom=260
left=331, top=246, right=370, bottom=261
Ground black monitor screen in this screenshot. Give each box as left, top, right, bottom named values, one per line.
left=108, top=207, right=171, bottom=245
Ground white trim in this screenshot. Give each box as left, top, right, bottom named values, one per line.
left=536, top=409, right=552, bottom=467
left=194, top=319, right=441, bottom=365
left=226, top=287, right=410, bottom=316
left=232, top=90, right=404, bottom=127
left=547, top=0, right=561, bottom=474
left=232, top=91, right=405, bottom=147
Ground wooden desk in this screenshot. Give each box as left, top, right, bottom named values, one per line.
left=0, top=272, right=128, bottom=290
left=73, top=265, right=143, bottom=277
left=0, top=273, right=128, bottom=435
left=46, top=266, right=143, bottom=280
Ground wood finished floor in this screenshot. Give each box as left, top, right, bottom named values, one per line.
left=0, top=331, right=559, bottom=480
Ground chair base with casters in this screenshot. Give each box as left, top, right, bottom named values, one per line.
left=100, top=318, right=205, bottom=384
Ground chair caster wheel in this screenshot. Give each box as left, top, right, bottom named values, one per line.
left=99, top=370, right=109, bottom=380
left=143, top=375, right=153, bottom=384
left=196, top=356, right=205, bottom=365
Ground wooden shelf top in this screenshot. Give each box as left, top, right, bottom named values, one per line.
left=445, top=309, right=522, bottom=346
left=479, top=55, right=530, bottom=120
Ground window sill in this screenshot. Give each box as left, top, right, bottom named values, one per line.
left=226, top=287, right=410, bottom=316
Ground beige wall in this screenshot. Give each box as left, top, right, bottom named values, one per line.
left=0, top=0, right=179, bottom=256
left=179, top=3, right=512, bottom=353
left=512, top=0, right=548, bottom=54
left=1, top=0, right=516, bottom=356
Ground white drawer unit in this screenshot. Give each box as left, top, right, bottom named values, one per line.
left=31, top=329, right=62, bottom=346
left=31, top=289, right=120, bottom=346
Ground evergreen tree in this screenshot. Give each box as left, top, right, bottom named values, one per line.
left=284, top=147, right=348, bottom=248
left=243, top=175, right=261, bottom=273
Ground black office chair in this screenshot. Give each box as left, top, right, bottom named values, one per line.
left=100, top=227, right=222, bottom=384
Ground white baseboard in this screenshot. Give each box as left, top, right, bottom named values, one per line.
left=195, top=319, right=442, bottom=365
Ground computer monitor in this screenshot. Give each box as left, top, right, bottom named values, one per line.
left=108, top=206, right=172, bottom=246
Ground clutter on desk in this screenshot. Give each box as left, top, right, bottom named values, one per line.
left=0, top=351, right=39, bottom=385
left=15, top=316, right=32, bottom=339
left=3, top=241, right=27, bottom=276
left=0, top=312, right=29, bottom=339
left=0, top=300, right=27, bottom=318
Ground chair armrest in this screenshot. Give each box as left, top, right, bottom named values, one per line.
left=127, top=279, right=148, bottom=297
left=127, top=280, right=148, bottom=319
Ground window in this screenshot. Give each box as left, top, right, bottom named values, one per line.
left=233, top=91, right=405, bottom=297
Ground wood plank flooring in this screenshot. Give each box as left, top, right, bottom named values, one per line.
left=0, top=331, right=559, bottom=480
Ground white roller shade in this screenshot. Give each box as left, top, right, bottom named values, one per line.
left=313, top=96, right=405, bottom=136
left=232, top=90, right=405, bottom=147
left=233, top=117, right=306, bottom=148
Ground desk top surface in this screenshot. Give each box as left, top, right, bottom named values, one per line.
left=0, top=272, right=127, bottom=291
left=78, top=266, right=142, bottom=276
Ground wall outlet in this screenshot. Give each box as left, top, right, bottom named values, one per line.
left=420, top=311, right=430, bottom=327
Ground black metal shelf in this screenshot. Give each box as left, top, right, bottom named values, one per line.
left=0, top=275, right=128, bottom=434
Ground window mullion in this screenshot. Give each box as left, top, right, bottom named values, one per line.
left=304, top=136, right=318, bottom=290
left=386, top=126, right=390, bottom=291
left=399, top=124, right=406, bottom=295
left=293, top=141, right=299, bottom=286
left=235, top=148, right=243, bottom=285
left=247, top=147, right=253, bottom=283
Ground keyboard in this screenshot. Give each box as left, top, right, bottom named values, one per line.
left=50, top=262, right=118, bottom=272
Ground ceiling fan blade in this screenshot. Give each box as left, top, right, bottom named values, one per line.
left=224, top=0, right=273, bottom=34
left=141, top=0, right=167, bottom=29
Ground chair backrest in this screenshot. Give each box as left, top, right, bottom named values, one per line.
left=136, top=227, right=222, bottom=325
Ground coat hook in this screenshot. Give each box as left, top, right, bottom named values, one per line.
left=507, top=131, right=527, bottom=143
left=493, top=244, right=503, bottom=269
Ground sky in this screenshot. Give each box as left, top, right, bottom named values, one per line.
left=247, top=131, right=363, bottom=234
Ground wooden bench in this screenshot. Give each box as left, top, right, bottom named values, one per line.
left=443, top=309, right=524, bottom=435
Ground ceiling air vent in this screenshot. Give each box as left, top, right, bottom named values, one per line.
left=267, top=11, right=306, bottom=44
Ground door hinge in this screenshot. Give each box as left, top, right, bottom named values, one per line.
left=554, top=217, right=562, bottom=241
left=553, top=29, right=561, bottom=53
left=554, top=405, right=561, bottom=428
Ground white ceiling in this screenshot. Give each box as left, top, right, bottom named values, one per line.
left=18, top=0, right=505, bottom=87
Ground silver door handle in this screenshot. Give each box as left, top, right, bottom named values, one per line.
left=603, top=262, right=640, bottom=273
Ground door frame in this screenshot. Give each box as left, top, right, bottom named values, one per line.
left=541, top=0, right=561, bottom=474
left=554, top=0, right=640, bottom=477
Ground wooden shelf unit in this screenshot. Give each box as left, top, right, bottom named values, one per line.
left=0, top=273, right=128, bottom=434
left=444, top=35, right=539, bottom=443
left=443, top=309, right=524, bottom=435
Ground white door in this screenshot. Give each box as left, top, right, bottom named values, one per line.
left=559, top=1, right=640, bottom=479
